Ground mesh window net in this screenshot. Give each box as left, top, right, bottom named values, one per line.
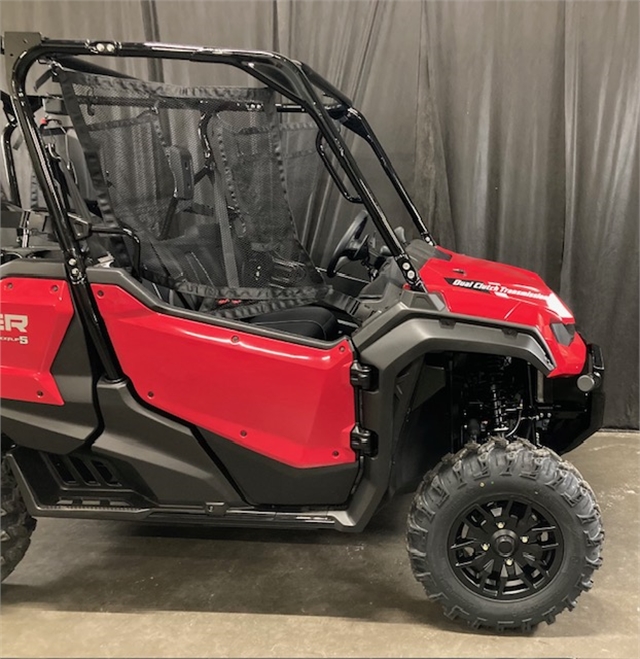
left=56, top=67, right=329, bottom=319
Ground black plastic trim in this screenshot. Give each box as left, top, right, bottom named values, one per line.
left=559, top=385, right=605, bottom=455
left=91, top=379, right=244, bottom=505
left=356, top=314, right=553, bottom=374
left=0, top=259, right=66, bottom=279
left=356, top=290, right=556, bottom=371
left=200, top=429, right=358, bottom=506
left=7, top=449, right=340, bottom=529
left=552, top=343, right=606, bottom=455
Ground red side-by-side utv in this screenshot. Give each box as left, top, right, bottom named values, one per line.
left=0, top=33, right=604, bottom=631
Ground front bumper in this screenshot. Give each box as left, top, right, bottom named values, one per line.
left=549, top=342, right=606, bottom=454
left=577, top=343, right=604, bottom=392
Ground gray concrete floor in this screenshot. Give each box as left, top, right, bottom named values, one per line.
left=1, top=431, right=638, bottom=658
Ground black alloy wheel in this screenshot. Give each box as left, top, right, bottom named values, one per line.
left=448, top=497, right=563, bottom=600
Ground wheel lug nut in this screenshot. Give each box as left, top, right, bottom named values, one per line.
left=505, top=558, right=514, bottom=566
left=481, top=543, right=490, bottom=551
left=521, top=536, right=529, bottom=543
left=497, top=522, right=505, bottom=529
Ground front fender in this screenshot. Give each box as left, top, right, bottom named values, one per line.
left=333, top=301, right=559, bottom=532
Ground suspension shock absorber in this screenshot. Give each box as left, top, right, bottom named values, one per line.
left=488, top=356, right=510, bottom=434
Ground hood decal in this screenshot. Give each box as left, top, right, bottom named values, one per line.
left=444, top=277, right=492, bottom=294
left=445, top=277, right=549, bottom=302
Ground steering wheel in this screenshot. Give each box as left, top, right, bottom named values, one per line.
left=326, top=210, right=370, bottom=278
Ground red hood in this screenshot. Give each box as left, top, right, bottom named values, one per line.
left=418, top=247, right=586, bottom=376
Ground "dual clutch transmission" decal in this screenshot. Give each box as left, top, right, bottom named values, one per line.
left=445, top=278, right=549, bottom=302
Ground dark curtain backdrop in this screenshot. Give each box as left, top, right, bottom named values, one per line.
left=2, top=0, right=638, bottom=428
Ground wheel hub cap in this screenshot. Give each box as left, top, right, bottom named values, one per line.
left=492, top=529, right=518, bottom=557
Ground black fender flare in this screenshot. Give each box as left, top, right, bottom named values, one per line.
left=356, top=315, right=554, bottom=378
left=333, top=311, right=555, bottom=532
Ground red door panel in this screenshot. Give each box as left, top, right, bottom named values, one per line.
left=92, top=284, right=357, bottom=468
left=0, top=278, right=74, bottom=406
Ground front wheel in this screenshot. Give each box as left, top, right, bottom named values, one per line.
left=407, top=438, right=604, bottom=631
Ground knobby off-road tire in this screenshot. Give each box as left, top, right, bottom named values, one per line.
left=1, top=456, right=36, bottom=581
left=407, top=437, right=604, bottom=631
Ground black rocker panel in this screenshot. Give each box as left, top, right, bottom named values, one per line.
left=200, top=429, right=358, bottom=506
left=91, top=379, right=244, bottom=506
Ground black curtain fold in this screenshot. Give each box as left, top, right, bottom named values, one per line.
left=560, top=1, right=639, bottom=429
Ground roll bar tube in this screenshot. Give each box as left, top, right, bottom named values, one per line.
left=1, top=89, right=21, bottom=206
left=5, top=32, right=123, bottom=380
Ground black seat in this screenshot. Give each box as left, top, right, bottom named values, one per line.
left=149, top=225, right=339, bottom=340
left=248, top=306, right=339, bottom=341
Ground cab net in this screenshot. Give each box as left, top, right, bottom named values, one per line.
left=55, top=67, right=327, bottom=318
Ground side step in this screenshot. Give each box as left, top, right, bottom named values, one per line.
left=8, top=451, right=153, bottom=521
left=146, top=508, right=336, bottom=529
left=7, top=451, right=338, bottom=529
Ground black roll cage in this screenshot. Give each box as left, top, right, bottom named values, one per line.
left=3, top=32, right=434, bottom=380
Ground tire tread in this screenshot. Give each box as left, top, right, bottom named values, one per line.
left=1, top=457, right=36, bottom=582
